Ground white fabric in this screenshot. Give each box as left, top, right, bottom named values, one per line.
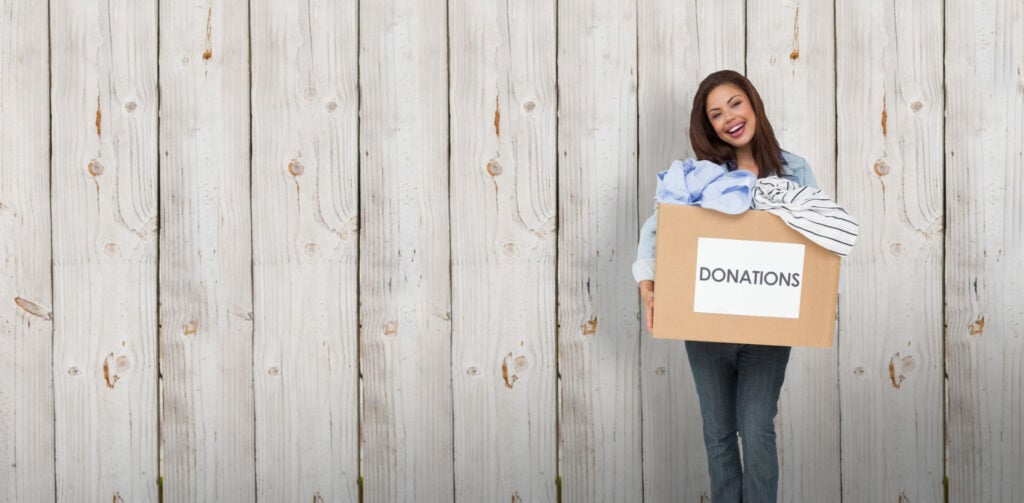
left=751, top=177, right=859, bottom=256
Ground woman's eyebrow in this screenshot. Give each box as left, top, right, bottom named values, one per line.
left=708, top=95, right=742, bottom=113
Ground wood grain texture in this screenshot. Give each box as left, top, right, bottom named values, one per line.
left=358, top=1, right=453, bottom=502
left=835, top=0, right=945, bottom=500
left=945, top=0, right=1024, bottom=499
left=746, top=1, right=840, bottom=501
left=637, top=0, right=744, bottom=500
left=50, top=0, right=160, bottom=500
left=250, top=0, right=359, bottom=500
left=449, top=0, right=557, bottom=501
left=557, top=0, right=641, bottom=501
left=158, top=1, right=255, bottom=501
left=0, top=1, right=55, bottom=500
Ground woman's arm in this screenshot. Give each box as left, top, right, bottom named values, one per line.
left=633, top=207, right=658, bottom=282
left=634, top=207, right=658, bottom=332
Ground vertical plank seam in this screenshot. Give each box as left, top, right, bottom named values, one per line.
left=553, top=0, right=562, bottom=499
left=355, top=0, right=363, bottom=500
left=445, top=0, right=456, bottom=500
left=247, top=0, right=259, bottom=498
left=832, top=0, right=843, bottom=500
left=247, top=0, right=258, bottom=499
left=940, top=0, right=949, bottom=499
left=633, top=0, right=645, bottom=499
left=48, top=0, right=58, bottom=499
left=154, top=0, right=164, bottom=498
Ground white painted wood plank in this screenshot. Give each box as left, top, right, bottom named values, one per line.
left=449, top=0, right=557, bottom=501
left=250, top=0, right=359, bottom=500
left=835, top=0, right=945, bottom=500
left=945, top=0, right=1024, bottom=499
left=0, top=0, right=55, bottom=500
left=158, top=1, right=254, bottom=501
left=746, top=1, right=840, bottom=501
left=358, top=1, right=453, bottom=502
left=637, top=1, right=744, bottom=500
left=50, top=0, right=159, bottom=500
left=557, top=0, right=641, bottom=501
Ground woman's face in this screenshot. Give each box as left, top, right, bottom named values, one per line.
left=705, top=83, right=757, bottom=150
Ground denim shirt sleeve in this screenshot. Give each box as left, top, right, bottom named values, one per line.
left=632, top=205, right=658, bottom=283
left=781, top=151, right=818, bottom=189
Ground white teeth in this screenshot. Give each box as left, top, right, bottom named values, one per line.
left=727, top=123, right=744, bottom=134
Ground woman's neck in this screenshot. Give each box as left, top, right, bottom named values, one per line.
left=734, top=146, right=759, bottom=176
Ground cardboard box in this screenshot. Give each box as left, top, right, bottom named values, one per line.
left=653, top=204, right=840, bottom=347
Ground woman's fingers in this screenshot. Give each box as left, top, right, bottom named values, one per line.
left=640, top=288, right=654, bottom=332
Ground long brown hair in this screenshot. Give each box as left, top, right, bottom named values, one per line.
left=689, top=70, right=784, bottom=177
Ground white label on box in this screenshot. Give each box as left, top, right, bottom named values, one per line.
left=693, top=237, right=806, bottom=319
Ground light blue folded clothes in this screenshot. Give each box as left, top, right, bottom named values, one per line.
left=655, top=158, right=757, bottom=214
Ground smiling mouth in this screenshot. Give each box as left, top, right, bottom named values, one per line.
left=726, top=122, right=746, bottom=137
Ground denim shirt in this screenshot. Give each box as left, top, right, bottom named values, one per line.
left=632, top=151, right=819, bottom=284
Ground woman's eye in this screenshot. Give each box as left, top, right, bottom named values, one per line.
left=732, top=101, right=742, bottom=108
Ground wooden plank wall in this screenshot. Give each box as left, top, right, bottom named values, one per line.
left=158, top=0, right=254, bottom=501
left=449, top=0, right=557, bottom=501
left=945, top=0, right=1024, bottom=499
left=557, top=1, right=642, bottom=501
left=0, top=1, right=54, bottom=501
left=837, top=0, right=945, bottom=501
left=0, top=0, right=1021, bottom=501
left=50, top=0, right=160, bottom=501
left=359, top=1, right=453, bottom=502
left=251, top=1, right=359, bottom=500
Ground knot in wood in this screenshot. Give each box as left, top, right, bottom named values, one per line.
left=873, top=159, right=890, bottom=176
left=486, top=160, right=502, bottom=176
left=88, top=159, right=104, bottom=176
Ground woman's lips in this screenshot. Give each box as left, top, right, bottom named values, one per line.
left=726, top=122, right=746, bottom=138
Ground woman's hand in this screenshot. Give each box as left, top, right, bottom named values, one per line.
left=639, top=280, right=655, bottom=333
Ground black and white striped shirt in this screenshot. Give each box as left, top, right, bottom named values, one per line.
left=752, top=177, right=859, bottom=256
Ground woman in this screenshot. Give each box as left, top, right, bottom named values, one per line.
left=633, top=70, right=818, bottom=503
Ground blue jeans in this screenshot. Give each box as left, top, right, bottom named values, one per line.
left=685, top=341, right=791, bottom=503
